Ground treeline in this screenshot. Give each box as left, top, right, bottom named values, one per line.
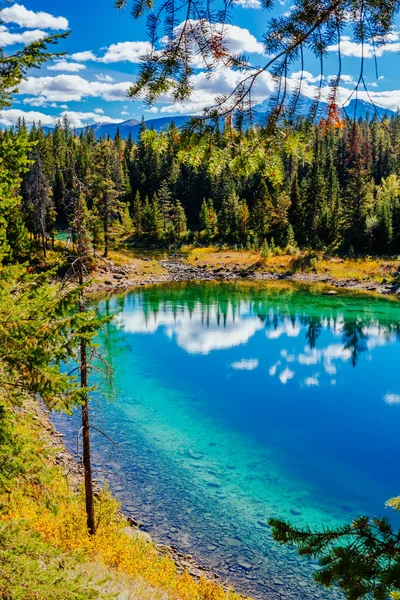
left=7, top=112, right=400, bottom=259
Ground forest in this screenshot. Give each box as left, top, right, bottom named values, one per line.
left=9, top=111, right=400, bottom=262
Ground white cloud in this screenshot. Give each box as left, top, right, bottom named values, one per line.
left=22, top=96, right=50, bottom=107
left=384, top=393, right=400, bottom=405
left=115, top=305, right=264, bottom=354
left=326, top=73, right=356, bottom=86
left=0, top=26, right=46, bottom=46
left=48, top=60, right=87, bottom=72
left=298, top=344, right=352, bottom=376
left=60, top=110, right=121, bottom=127
left=279, top=367, right=294, bottom=384
left=327, top=34, right=400, bottom=58
left=98, top=41, right=152, bottom=63
left=94, top=108, right=104, bottom=114
left=231, top=359, right=259, bottom=370
left=121, top=111, right=129, bottom=115
left=291, top=70, right=323, bottom=84
left=0, top=108, right=120, bottom=128
left=266, top=321, right=301, bottom=339
left=159, top=67, right=275, bottom=114
left=71, top=42, right=152, bottom=64
left=304, top=375, right=319, bottom=387
left=18, top=75, right=132, bottom=103
left=280, top=349, right=295, bottom=362
left=159, top=20, right=265, bottom=73
left=0, top=108, right=55, bottom=127
left=95, top=73, right=115, bottom=82
left=71, top=50, right=98, bottom=62
left=283, top=5, right=295, bottom=17
left=269, top=361, right=281, bottom=376
left=232, top=0, right=262, bottom=8
left=1, top=4, right=68, bottom=30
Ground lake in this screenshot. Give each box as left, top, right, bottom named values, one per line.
left=52, top=281, right=400, bottom=599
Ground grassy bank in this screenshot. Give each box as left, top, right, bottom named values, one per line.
left=0, top=397, right=246, bottom=600
left=184, top=246, right=400, bottom=284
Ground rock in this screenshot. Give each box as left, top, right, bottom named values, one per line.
left=104, top=280, right=113, bottom=285
left=113, top=274, right=124, bottom=280
left=257, top=520, right=269, bottom=528
left=224, top=536, right=242, bottom=547
left=290, top=508, right=302, bottom=516
left=325, top=289, right=337, bottom=295
left=237, top=560, right=253, bottom=571
left=186, top=449, right=204, bottom=460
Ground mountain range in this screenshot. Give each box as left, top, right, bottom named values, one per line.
left=68, top=97, right=395, bottom=140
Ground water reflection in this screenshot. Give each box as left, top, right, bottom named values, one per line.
left=109, top=282, right=400, bottom=370
left=54, top=282, right=400, bottom=600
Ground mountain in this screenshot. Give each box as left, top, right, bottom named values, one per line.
left=343, top=99, right=394, bottom=120
left=254, top=96, right=395, bottom=121
left=43, top=97, right=395, bottom=141
left=73, top=115, right=191, bottom=140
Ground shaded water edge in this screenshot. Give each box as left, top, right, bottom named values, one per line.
left=53, top=410, right=332, bottom=600
left=52, top=280, right=400, bottom=600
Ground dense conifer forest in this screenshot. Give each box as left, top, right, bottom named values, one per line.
left=8, top=113, right=400, bottom=260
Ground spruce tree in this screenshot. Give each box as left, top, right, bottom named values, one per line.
left=132, top=190, right=143, bottom=234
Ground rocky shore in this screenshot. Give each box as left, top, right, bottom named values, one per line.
left=35, top=401, right=230, bottom=590
left=87, top=255, right=400, bottom=297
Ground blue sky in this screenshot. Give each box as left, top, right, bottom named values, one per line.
left=2, top=0, right=400, bottom=128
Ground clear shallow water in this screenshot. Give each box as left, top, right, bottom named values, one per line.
left=53, top=281, right=400, bottom=600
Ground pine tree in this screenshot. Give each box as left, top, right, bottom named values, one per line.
left=343, top=156, right=374, bottom=251
left=200, top=198, right=218, bottom=240
left=90, top=141, right=122, bottom=257
left=172, top=200, right=187, bottom=240
left=286, top=223, right=296, bottom=248
left=121, top=203, right=133, bottom=236
left=289, top=172, right=304, bottom=243
left=132, top=190, right=143, bottom=234
left=158, top=180, right=174, bottom=234
left=251, top=180, right=274, bottom=241
left=142, top=195, right=151, bottom=234
left=149, top=193, right=162, bottom=239
left=22, top=153, right=53, bottom=258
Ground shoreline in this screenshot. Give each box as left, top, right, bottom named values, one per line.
left=36, top=401, right=231, bottom=592
left=44, top=254, right=399, bottom=599
left=87, top=255, right=400, bottom=298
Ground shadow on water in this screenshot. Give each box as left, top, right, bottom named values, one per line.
left=53, top=281, right=400, bottom=600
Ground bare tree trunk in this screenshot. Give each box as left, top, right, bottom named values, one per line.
left=77, top=193, right=96, bottom=536
left=104, top=223, right=108, bottom=258
left=42, top=230, right=47, bottom=259
left=80, top=335, right=96, bottom=535
left=103, top=201, right=109, bottom=258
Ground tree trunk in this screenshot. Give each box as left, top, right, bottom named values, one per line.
left=103, top=215, right=109, bottom=258
left=80, top=338, right=96, bottom=535
left=42, top=230, right=47, bottom=259
left=77, top=193, right=96, bottom=536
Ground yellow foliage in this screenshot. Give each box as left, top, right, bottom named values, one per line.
left=1, top=403, right=247, bottom=600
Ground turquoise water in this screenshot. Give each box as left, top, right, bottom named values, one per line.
left=53, top=281, right=400, bottom=599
